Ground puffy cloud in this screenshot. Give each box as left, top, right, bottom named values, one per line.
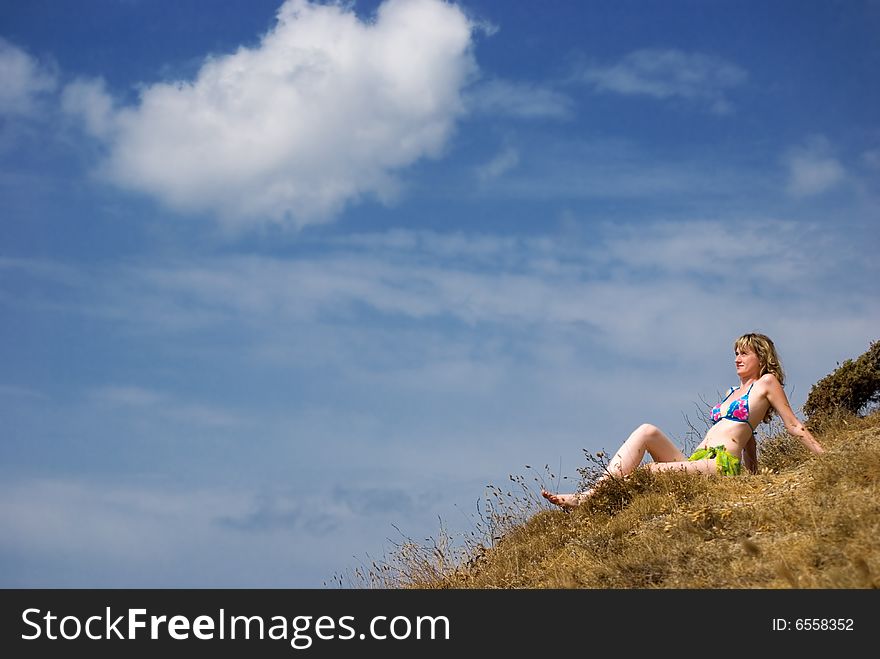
left=785, top=137, right=846, bottom=197
left=576, top=49, right=747, bottom=114
left=0, top=38, right=57, bottom=116
left=64, top=0, right=477, bottom=229
left=60, top=77, right=117, bottom=139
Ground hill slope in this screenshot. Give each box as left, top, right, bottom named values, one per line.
left=396, top=412, right=880, bottom=589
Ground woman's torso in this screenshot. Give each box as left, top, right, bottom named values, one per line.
left=698, top=379, right=771, bottom=457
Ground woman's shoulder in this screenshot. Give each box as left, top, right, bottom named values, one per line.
left=755, top=372, right=783, bottom=392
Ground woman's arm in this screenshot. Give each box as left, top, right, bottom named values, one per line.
left=763, top=374, right=825, bottom=454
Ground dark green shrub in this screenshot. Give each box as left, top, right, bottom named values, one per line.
left=803, top=340, right=880, bottom=429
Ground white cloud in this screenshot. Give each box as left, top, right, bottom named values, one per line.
left=0, top=478, right=302, bottom=586
left=89, top=384, right=244, bottom=429
left=0, top=38, right=57, bottom=116
left=0, top=479, right=228, bottom=562
left=464, top=136, right=764, bottom=202
left=785, top=137, right=846, bottom=197
left=0, top=384, right=48, bottom=400
left=63, top=0, right=477, bottom=230
left=20, top=221, right=866, bottom=354
left=89, top=385, right=163, bottom=407
left=60, top=77, right=117, bottom=139
left=6, top=220, right=875, bottom=345
left=4, top=221, right=877, bottom=589
left=6, top=222, right=876, bottom=402
left=576, top=49, right=747, bottom=114
left=599, top=219, right=819, bottom=282
left=465, top=78, right=574, bottom=118
left=0, top=475, right=467, bottom=586
left=476, top=146, right=519, bottom=181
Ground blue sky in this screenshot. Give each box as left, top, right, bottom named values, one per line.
left=1, top=0, right=877, bottom=587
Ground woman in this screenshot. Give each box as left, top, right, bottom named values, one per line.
left=542, top=333, right=825, bottom=509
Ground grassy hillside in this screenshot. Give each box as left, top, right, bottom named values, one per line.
left=336, top=410, right=880, bottom=589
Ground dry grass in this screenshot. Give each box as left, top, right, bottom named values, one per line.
left=337, top=410, right=880, bottom=589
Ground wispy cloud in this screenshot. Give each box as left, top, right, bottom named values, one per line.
left=0, top=38, right=57, bottom=117
left=863, top=149, right=880, bottom=171
left=3, top=218, right=876, bottom=587
left=218, top=485, right=420, bottom=534
left=466, top=137, right=759, bottom=202
left=0, top=478, right=336, bottom=586
left=332, top=485, right=420, bottom=516
left=784, top=135, right=846, bottom=197
left=465, top=78, right=574, bottom=119
left=0, top=479, right=238, bottom=562
left=575, top=49, right=747, bottom=114
left=60, top=0, right=477, bottom=230
left=7, top=221, right=875, bottom=369
left=0, top=474, right=471, bottom=587
left=89, top=385, right=245, bottom=429
left=475, top=146, right=519, bottom=181
left=217, top=495, right=315, bottom=533
left=0, top=384, right=48, bottom=400
left=60, top=77, right=116, bottom=139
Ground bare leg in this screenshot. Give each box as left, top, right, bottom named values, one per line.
left=645, top=459, right=717, bottom=474
left=542, top=424, right=689, bottom=509
left=540, top=491, right=586, bottom=509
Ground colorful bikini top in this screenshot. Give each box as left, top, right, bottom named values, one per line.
left=711, top=383, right=755, bottom=432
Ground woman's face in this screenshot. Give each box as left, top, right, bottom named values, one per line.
left=735, top=345, right=761, bottom=379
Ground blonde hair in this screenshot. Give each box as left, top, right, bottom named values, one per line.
left=734, top=332, right=784, bottom=423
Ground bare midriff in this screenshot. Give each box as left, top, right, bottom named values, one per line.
left=696, top=419, right=755, bottom=458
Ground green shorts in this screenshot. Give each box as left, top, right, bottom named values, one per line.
left=687, top=445, right=742, bottom=476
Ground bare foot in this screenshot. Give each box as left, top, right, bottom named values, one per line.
left=541, top=489, right=585, bottom=509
